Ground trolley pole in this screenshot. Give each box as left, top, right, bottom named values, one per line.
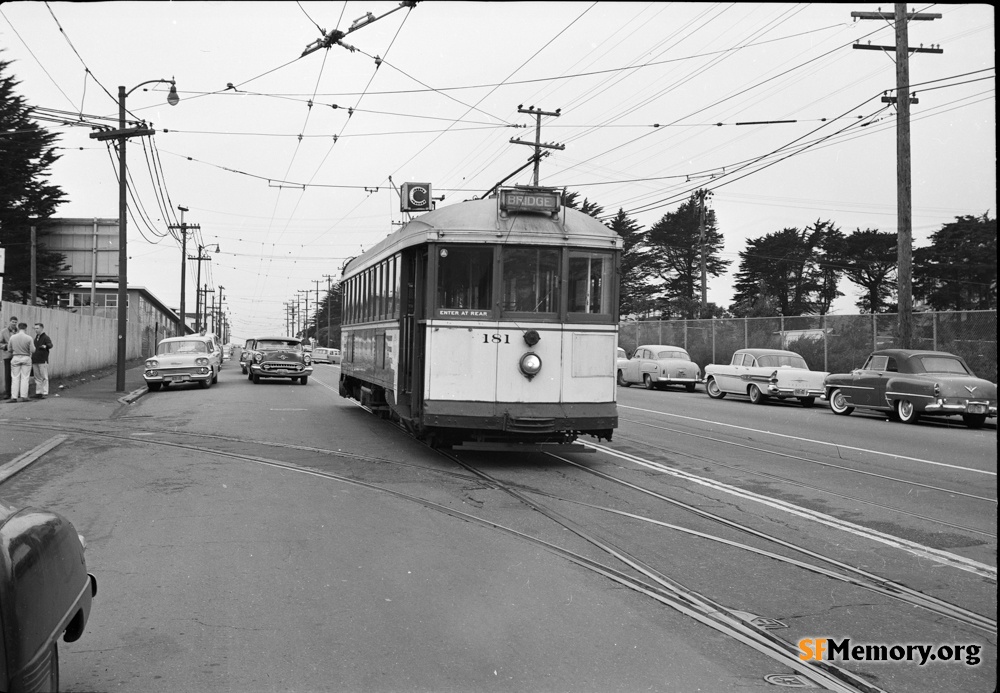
left=510, top=106, right=564, bottom=186
left=851, top=5, right=941, bottom=348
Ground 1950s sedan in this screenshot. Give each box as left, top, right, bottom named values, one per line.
left=616, top=345, right=701, bottom=391
left=824, top=349, right=997, bottom=428
left=1, top=498, right=97, bottom=692
left=248, top=336, right=313, bottom=385
left=704, top=348, right=827, bottom=407
left=143, top=336, right=221, bottom=391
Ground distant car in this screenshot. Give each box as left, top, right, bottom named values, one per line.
left=239, top=337, right=258, bottom=374
left=1, top=497, right=97, bottom=691
left=616, top=344, right=701, bottom=391
left=143, top=336, right=222, bottom=390
left=704, top=348, right=827, bottom=407
left=248, top=336, right=314, bottom=385
left=616, top=347, right=628, bottom=374
left=312, top=347, right=341, bottom=364
left=824, top=349, right=997, bottom=428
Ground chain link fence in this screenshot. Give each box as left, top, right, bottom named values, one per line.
left=618, top=310, right=997, bottom=383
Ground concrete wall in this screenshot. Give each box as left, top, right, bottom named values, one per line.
left=1, top=300, right=146, bottom=378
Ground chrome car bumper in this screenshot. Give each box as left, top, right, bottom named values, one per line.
left=767, top=385, right=826, bottom=398
left=924, top=399, right=997, bottom=417
left=143, top=367, right=213, bottom=383
left=250, top=363, right=314, bottom=377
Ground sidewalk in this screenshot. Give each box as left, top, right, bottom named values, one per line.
left=2, top=358, right=149, bottom=411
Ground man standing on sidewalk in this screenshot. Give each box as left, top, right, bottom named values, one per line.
left=1, top=315, right=19, bottom=398
left=32, top=322, right=54, bottom=399
left=4, top=322, right=35, bottom=403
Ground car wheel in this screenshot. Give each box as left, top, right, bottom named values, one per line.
left=828, top=388, right=854, bottom=415
left=300, top=376, right=309, bottom=385
left=200, top=377, right=211, bottom=389
left=799, top=396, right=815, bottom=407
left=617, top=370, right=630, bottom=387
left=252, top=374, right=261, bottom=384
left=240, top=365, right=246, bottom=374
left=212, top=368, right=219, bottom=384
left=706, top=378, right=726, bottom=399
left=147, top=382, right=162, bottom=392
left=685, top=383, right=696, bottom=393
left=748, top=384, right=767, bottom=404
left=962, top=413, right=987, bottom=429
left=896, top=399, right=920, bottom=424
left=643, top=374, right=656, bottom=390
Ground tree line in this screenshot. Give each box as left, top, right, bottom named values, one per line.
left=563, top=191, right=996, bottom=319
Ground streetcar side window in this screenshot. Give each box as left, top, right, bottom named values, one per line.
left=568, top=250, right=614, bottom=315
left=501, top=247, right=560, bottom=314
left=436, top=246, right=493, bottom=313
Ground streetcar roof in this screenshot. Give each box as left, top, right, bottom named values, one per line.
left=343, top=197, right=620, bottom=278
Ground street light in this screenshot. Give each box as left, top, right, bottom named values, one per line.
left=91, top=78, right=179, bottom=391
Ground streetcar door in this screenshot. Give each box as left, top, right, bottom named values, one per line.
left=401, top=248, right=428, bottom=418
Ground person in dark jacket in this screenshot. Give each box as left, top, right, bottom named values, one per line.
left=32, top=322, right=54, bottom=399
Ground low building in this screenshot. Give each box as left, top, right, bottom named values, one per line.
left=60, top=282, right=183, bottom=354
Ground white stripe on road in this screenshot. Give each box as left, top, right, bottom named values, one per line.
left=619, top=404, right=996, bottom=476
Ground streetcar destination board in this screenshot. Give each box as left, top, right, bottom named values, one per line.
left=499, top=188, right=561, bottom=214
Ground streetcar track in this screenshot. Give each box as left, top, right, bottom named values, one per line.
left=611, top=431, right=996, bottom=538
left=621, top=416, right=996, bottom=502
left=619, top=405, right=996, bottom=477
left=7, top=418, right=996, bottom=690
left=586, top=441, right=997, bottom=582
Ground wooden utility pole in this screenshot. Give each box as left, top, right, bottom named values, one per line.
left=323, top=274, right=336, bottom=347
left=851, top=5, right=941, bottom=348
left=510, top=106, right=564, bottom=186
left=696, top=190, right=713, bottom=316
left=169, top=209, right=199, bottom=335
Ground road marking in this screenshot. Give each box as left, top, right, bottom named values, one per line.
left=589, top=442, right=997, bottom=580
left=619, top=404, right=996, bottom=476
left=0, top=435, right=67, bottom=484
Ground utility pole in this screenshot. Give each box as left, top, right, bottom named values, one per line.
left=510, top=105, right=565, bottom=186
left=298, top=290, right=310, bottom=341
left=216, top=286, right=225, bottom=340
left=200, top=285, right=214, bottom=332
left=312, top=279, right=323, bottom=343
left=169, top=207, right=199, bottom=335
left=189, top=243, right=219, bottom=332
left=852, top=5, right=941, bottom=348
left=696, top=189, right=713, bottom=316
left=323, top=274, right=336, bottom=347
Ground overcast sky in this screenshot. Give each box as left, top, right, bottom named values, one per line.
left=1, top=2, right=995, bottom=340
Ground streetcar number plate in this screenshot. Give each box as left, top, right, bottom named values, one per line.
left=794, top=388, right=808, bottom=396
left=968, top=404, right=987, bottom=414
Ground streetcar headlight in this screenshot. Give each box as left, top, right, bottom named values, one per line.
left=519, top=352, right=542, bottom=380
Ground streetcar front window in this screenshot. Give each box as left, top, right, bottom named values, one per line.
left=568, top=250, right=614, bottom=315
left=501, top=247, right=560, bottom=314
left=437, top=246, right=493, bottom=312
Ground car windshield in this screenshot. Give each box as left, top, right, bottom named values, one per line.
left=258, top=340, right=300, bottom=351
left=656, top=350, right=689, bottom=360
left=757, top=354, right=808, bottom=369
left=917, top=356, right=971, bottom=375
left=159, top=340, right=208, bottom=355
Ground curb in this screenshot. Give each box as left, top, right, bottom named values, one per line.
left=118, top=386, right=148, bottom=405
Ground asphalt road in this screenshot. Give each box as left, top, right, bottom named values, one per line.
left=1, top=362, right=995, bottom=692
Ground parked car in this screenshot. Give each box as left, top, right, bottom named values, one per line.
left=824, top=349, right=997, bottom=428
left=616, top=347, right=628, bottom=374
left=143, top=336, right=222, bottom=391
left=1, top=497, right=97, bottom=691
left=704, top=348, right=827, bottom=407
left=616, top=344, right=701, bottom=391
left=248, top=336, right=314, bottom=385
left=312, top=347, right=341, bottom=365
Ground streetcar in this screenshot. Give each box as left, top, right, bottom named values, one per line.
left=338, top=185, right=620, bottom=451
